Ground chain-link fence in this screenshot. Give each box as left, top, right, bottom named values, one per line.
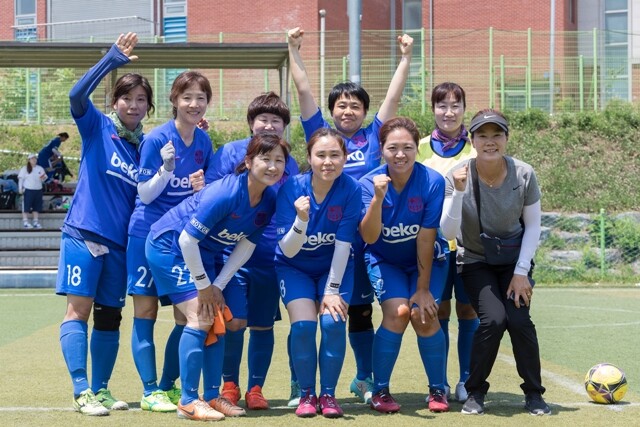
left=1, top=25, right=638, bottom=285
left=0, top=27, right=635, bottom=124
left=537, top=211, right=640, bottom=284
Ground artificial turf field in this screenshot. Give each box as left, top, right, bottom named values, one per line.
left=0, top=287, right=638, bottom=426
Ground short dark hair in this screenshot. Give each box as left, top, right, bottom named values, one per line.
left=111, top=73, right=155, bottom=116
left=379, top=117, right=420, bottom=148
left=170, top=71, right=213, bottom=119
left=328, top=82, right=370, bottom=114
left=235, top=133, right=291, bottom=174
left=58, top=132, right=69, bottom=139
left=246, top=92, right=290, bottom=130
left=306, top=127, right=347, bottom=157
left=431, top=82, right=466, bottom=111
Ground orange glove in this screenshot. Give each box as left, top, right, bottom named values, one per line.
left=205, top=306, right=233, bottom=346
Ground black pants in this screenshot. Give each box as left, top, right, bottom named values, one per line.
left=460, top=262, right=545, bottom=396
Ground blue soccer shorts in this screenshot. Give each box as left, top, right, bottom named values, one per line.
left=276, top=260, right=354, bottom=307
left=145, top=231, right=216, bottom=305
left=56, top=233, right=127, bottom=308
left=367, top=257, right=448, bottom=304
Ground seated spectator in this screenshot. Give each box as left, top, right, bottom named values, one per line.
left=0, top=177, right=19, bottom=193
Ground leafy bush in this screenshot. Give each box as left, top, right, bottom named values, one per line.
left=508, top=108, right=551, bottom=132
left=609, top=217, right=640, bottom=262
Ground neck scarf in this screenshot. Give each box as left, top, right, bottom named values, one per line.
left=108, top=111, right=143, bottom=147
left=431, top=124, right=469, bottom=152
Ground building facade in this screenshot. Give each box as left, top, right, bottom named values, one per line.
left=0, top=0, right=637, bottom=114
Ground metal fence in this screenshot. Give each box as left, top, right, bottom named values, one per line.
left=0, top=27, right=635, bottom=124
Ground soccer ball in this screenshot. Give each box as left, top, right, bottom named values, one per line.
left=584, top=363, right=628, bottom=404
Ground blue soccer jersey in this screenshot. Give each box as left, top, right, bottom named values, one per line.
left=210, top=137, right=298, bottom=266
left=275, top=172, right=361, bottom=275
left=360, top=163, right=445, bottom=269
left=150, top=172, right=275, bottom=255
left=37, top=136, right=62, bottom=170
left=301, top=108, right=382, bottom=180
left=128, top=120, right=214, bottom=238
left=64, top=102, right=140, bottom=249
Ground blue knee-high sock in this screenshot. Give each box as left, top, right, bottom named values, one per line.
left=372, top=327, right=403, bottom=393
left=287, top=331, right=297, bottom=382
left=202, top=335, right=225, bottom=402
left=90, top=329, right=120, bottom=393
left=458, top=318, right=479, bottom=383
left=439, top=319, right=450, bottom=388
left=159, top=323, right=184, bottom=391
left=290, top=321, right=317, bottom=395
left=348, top=330, right=374, bottom=380
left=319, top=314, right=346, bottom=396
left=248, top=329, right=274, bottom=389
left=417, top=328, right=447, bottom=391
left=222, top=328, right=245, bottom=385
left=179, top=327, right=206, bottom=405
left=60, top=320, right=89, bottom=396
left=131, top=318, right=158, bottom=395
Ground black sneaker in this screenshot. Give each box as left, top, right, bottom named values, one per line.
left=461, top=393, right=485, bottom=415
left=525, top=392, right=551, bottom=416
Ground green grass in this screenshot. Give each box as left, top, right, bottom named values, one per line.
left=0, top=287, right=638, bottom=426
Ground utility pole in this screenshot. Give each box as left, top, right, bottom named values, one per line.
left=347, top=0, right=362, bottom=83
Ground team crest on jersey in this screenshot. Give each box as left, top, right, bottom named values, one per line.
left=195, top=149, right=204, bottom=165
left=408, top=197, right=423, bottom=213
left=327, top=206, right=343, bottom=221
left=254, top=211, right=268, bottom=226
left=352, top=134, right=367, bottom=148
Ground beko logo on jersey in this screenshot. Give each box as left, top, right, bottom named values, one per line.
left=218, top=229, right=249, bottom=242
left=170, top=176, right=191, bottom=189
left=303, top=232, right=336, bottom=249
left=382, top=223, right=420, bottom=242
left=110, top=152, right=138, bottom=181
left=347, top=150, right=365, bottom=162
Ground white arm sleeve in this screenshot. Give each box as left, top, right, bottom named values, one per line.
left=178, top=230, right=210, bottom=290
left=137, top=166, right=174, bottom=204
left=278, top=216, right=308, bottom=258
left=323, top=240, right=352, bottom=295
left=440, top=189, right=464, bottom=240
left=515, top=200, right=542, bottom=275
left=211, top=238, right=256, bottom=291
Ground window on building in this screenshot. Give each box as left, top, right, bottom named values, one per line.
left=164, top=0, right=187, bottom=16
left=14, top=0, right=36, bottom=41
left=605, top=0, right=627, bottom=11
left=569, top=0, right=576, bottom=24
left=403, top=0, right=422, bottom=31
left=15, top=0, right=35, bottom=15
left=603, top=0, right=629, bottom=102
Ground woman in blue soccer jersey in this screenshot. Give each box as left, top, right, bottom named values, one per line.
left=287, top=25, right=413, bottom=404
left=126, top=70, right=215, bottom=413
left=56, top=32, right=154, bottom=416
left=440, top=110, right=548, bottom=416
left=145, top=133, right=289, bottom=422
left=359, top=117, right=449, bottom=414
left=203, top=92, right=298, bottom=410
left=275, top=128, right=362, bottom=418
left=417, top=82, right=479, bottom=403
